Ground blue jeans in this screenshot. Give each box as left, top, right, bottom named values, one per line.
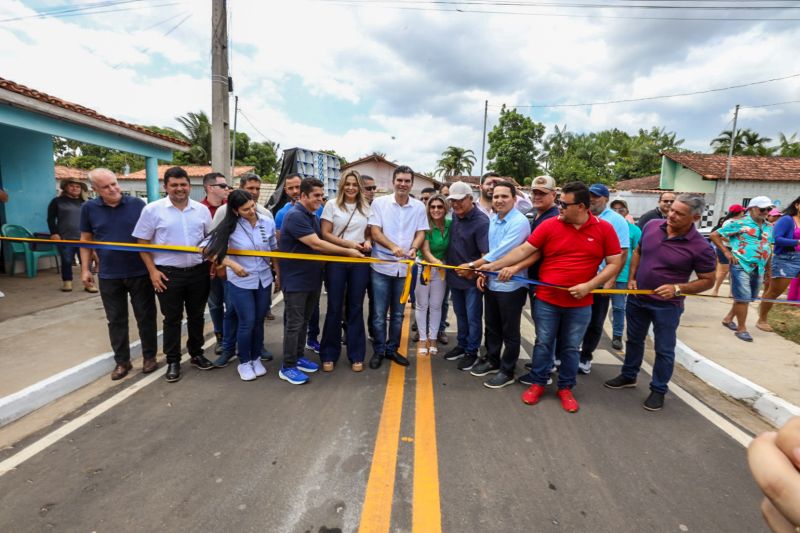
left=730, top=264, right=762, bottom=302
left=226, top=281, right=270, bottom=363
left=530, top=299, right=591, bottom=389
left=610, top=281, right=628, bottom=338
left=208, top=276, right=225, bottom=334
left=371, top=270, right=407, bottom=355
left=450, top=286, right=483, bottom=354
left=321, top=263, right=369, bottom=363
left=621, top=296, right=683, bottom=394
left=58, top=244, right=79, bottom=281
left=222, top=280, right=273, bottom=355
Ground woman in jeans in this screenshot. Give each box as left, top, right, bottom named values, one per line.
left=757, top=195, right=800, bottom=330
left=710, top=204, right=745, bottom=297
left=203, top=190, right=278, bottom=381
left=319, top=170, right=372, bottom=372
left=414, top=194, right=451, bottom=357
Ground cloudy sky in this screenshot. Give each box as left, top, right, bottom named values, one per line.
left=2, top=0, right=799, bottom=173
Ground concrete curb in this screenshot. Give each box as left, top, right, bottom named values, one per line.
left=671, top=337, right=800, bottom=428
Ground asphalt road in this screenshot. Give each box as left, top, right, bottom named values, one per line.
left=0, top=295, right=768, bottom=532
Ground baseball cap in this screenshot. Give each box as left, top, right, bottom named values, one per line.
left=589, top=183, right=610, bottom=198
left=447, top=181, right=473, bottom=201
left=531, top=175, right=556, bottom=192
left=727, top=204, right=745, bottom=215
left=610, top=198, right=628, bottom=209
left=768, top=208, right=782, bottom=217
left=747, top=196, right=774, bottom=210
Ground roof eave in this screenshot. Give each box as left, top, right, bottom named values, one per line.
left=0, top=90, right=189, bottom=153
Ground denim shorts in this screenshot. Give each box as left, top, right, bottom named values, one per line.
left=714, top=245, right=730, bottom=265
left=771, top=251, right=800, bottom=279
left=729, top=264, right=762, bottom=302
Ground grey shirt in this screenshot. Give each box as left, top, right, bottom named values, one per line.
left=47, top=195, right=84, bottom=240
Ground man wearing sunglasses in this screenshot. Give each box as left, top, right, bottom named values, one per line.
left=201, top=172, right=231, bottom=355
left=711, top=196, right=774, bottom=342
left=636, top=191, right=676, bottom=230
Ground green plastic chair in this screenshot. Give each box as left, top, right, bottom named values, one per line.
left=1, top=224, right=60, bottom=277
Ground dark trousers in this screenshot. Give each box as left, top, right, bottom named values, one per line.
left=321, top=263, right=369, bottom=363
left=98, top=275, right=157, bottom=365
left=580, top=294, right=611, bottom=362
left=283, top=289, right=321, bottom=368
left=484, top=287, right=528, bottom=376
left=58, top=244, right=80, bottom=281
left=621, top=296, right=684, bottom=394
left=208, top=276, right=225, bottom=334
left=155, top=264, right=210, bottom=364
left=439, top=285, right=450, bottom=333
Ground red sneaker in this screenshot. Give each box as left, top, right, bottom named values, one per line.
left=557, top=388, right=579, bottom=413
left=521, top=384, right=546, bottom=405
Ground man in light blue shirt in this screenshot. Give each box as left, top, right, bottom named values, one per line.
left=579, top=184, right=630, bottom=374
left=470, top=181, right=532, bottom=388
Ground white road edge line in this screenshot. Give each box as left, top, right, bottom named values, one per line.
left=0, top=293, right=284, bottom=477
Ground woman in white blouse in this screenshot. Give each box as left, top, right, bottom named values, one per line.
left=203, top=190, right=278, bottom=382
left=319, top=170, right=372, bottom=372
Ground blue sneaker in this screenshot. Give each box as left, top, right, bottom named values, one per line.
left=305, top=339, right=321, bottom=353
left=297, top=357, right=319, bottom=373
left=213, top=352, right=234, bottom=368
left=279, top=366, right=309, bottom=385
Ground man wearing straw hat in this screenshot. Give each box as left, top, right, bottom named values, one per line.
left=48, top=176, right=97, bottom=293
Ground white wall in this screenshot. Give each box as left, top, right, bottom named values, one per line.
left=712, top=180, right=799, bottom=211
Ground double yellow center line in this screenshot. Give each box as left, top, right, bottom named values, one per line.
left=358, top=308, right=442, bottom=533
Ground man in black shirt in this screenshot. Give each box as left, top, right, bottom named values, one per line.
left=636, top=191, right=676, bottom=229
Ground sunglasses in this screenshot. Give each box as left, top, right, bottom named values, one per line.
left=755, top=207, right=770, bottom=213
left=661, top=199, right=674, bottom=204
left=557, top=200, right=580, bottom=209
left=429, top=205, right=445, bottom=210
left=364, top=186, right=377, bottom=191
left=210, top=183, right=230, bottom=189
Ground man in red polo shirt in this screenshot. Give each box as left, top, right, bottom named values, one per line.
left=484, top=181, right=622, bottom=412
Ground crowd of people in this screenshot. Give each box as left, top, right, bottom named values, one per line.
left=32, top=164, right=798, bottom=415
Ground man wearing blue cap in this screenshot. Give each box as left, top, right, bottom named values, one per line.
left=578, top=184, right=629, bottom=374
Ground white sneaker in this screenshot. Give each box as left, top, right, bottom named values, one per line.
left=577, top=360, right=592, bottom=375
left=252, top=358, right=267, bottom=377
left=238, top=362, right=257, bottom=381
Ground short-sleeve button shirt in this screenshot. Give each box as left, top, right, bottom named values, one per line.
left=716, top=214, right=774, bottom=275
left=369, top=194, right=429, bottom=277
left=132, top=197, right=211, bottom=268
left=226, top=213, right=277, bottom=289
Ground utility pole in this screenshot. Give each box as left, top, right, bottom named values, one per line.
left=211, top=0, right=231, bottom=179
left=230, top=95, right=238, bottom=179
left=479, top=99, right=488, bottom=176
left=719, top=104, right=740, bottom=217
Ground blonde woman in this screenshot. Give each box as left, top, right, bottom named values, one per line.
left=319, top=170, right=372, bottom=371
left=415, top=194, right=451, bottom=356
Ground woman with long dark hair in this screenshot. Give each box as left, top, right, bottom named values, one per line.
left=757, top=195, right=800, bottom=330
left=203, top=189, right=278, bottom=381
left=319, top=170, right=372, bottom=372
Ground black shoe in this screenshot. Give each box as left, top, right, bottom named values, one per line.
left=457, top=352, right=478, bottom=371
left=260, top=347, right=274, bottom=362
left=443, top=346, right=465, bottom=361
left=369, top=353, right=384, bottom=370
left=437, top=331, right=449, bottom=345
left=524, top=361, right=532, bottom=370
left=484, top=372, right=515, bottom=389
left=470, top=359, right=500, bottom=377
left=611, top=336, right=623, bottom=350
left=519, top=372, right=553, bottom=386
left=165, top=362, right=181, bottom=383
left=412, top=322, right=418, bottom=332
left=643, top=391, right=665, bottom=411
left=190, top=354, right=214, bottom=370
left=385, top=351, right=410, bottom=367
left=604, top=374, right=637, bottom=389
left=214, top=332, right=223, bottom=355
left=412, top=331, right=420, bottom=342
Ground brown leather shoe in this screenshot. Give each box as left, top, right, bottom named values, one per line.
left=111, top=361, right=133, bottom=380
left=142, top=358, right=158, bottom=374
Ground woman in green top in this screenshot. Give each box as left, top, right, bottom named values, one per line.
left=415, top=194, right=451, bottom=356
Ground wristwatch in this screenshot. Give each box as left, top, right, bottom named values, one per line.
left=468, top=262, right=475, bottom=269
left=673, top=284, right=682, bottom=297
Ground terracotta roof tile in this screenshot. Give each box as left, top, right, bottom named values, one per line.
left=125, top=165, right=256, bottom=180
left=663, top=152, right=800, bottom=182
left=614, top=175, right=661, bottom=191
left=54, top=166, right=88, bottom=180
left=0, top=77, right=190, bottom=147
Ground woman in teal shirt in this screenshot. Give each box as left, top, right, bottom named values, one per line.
left=415, top=194, right=451, bottom=356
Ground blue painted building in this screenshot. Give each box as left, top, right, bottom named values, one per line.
left=0, top=77, right=188, bottom=241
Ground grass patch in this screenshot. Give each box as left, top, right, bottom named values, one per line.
left=767, top=304, right=800, bottom=345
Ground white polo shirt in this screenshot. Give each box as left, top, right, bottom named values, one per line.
left=132, top=197, right=211, bottom=268
left=369, top=194, right=429, bottom=277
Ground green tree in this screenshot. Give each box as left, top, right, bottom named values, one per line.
left=777, top=132, right=800, bottom=157
left=486, top=105, right=546, bottom=182
left=741, top=130, right=775, bottom=156
left=319, top=149, right=348, bottom=167
left=242, top=140, right=280, bottom=181
left=53, top=137, right=146, bottom=175
left=434, top=146, right=477, bottom=177
left=173, top=111, right=212, bottom=164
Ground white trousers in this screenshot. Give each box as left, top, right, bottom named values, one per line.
left=414, top=267, right=447, bottom=341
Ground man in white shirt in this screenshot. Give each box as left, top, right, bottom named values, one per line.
left=133, top=166, right=214, bottom=383
left=368, top=165, right=429, bottom=369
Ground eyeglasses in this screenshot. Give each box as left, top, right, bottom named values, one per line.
left=364, top=186, right=377, bottom=191
left=557, top=200, right=580, bottom=209
left=210, top=184, right=230, bottom=189
left=661, top=199, right=674, bottom=204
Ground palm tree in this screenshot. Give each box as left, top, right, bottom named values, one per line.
left=434, top=146, right=477, bottom=178
left=174, top=111, right=212, bottom=164
left=777, top=132, right=800, bottom=157
left=540, top=124, right=570, bottom=170
left=711, top=129, right=745, bottom=155
left=741, top=130, right=775, bottom=156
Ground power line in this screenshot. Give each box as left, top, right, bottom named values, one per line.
left=742, top=99, right=800, bottom=109
left=238, top=108, right=284, bottom=141
left=0, top=0, right=182, bottom=24
left=486, top=72, right=800, bottom=108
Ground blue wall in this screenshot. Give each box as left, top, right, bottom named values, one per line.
left=0, top=124, right=56, bottom=232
